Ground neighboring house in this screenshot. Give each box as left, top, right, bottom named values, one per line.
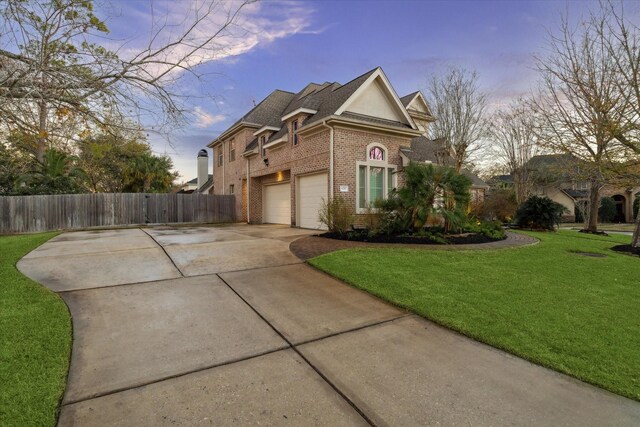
left=500, top=154, right=639, bottom=223
left=208, top=67, right=487, bottom=229
left=176, top=150, right=214, bottom=194
left=177, top=176, right=210, bottom=193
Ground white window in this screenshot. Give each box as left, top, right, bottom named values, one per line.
left=218, top=145, right=223, bottom=167
left=229, top=139, right=236, bottom=162
left=356, top=144, right=396, bottom=212
left=292, top=120, right=299, bottom=146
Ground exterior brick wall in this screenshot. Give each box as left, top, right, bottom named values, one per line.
left=212, top=127, right=255, bottom=221
left=246, top=115, right=330, bottom=224
left=332, top=126, right=412, bottom=226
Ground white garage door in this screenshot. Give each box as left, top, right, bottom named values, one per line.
left=298, top=173, right=328, bottom=229
left=263, top=183, right=291, bottom=225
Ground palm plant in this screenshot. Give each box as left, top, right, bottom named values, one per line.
left=378, top=162, right=471, bottom=234
left=18, top=149, right=86, bottom=194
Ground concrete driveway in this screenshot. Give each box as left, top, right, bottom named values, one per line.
left=18, top=224, right=640, bottom=426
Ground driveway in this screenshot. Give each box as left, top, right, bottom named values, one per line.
left=18, top=224, right=640, bottom=426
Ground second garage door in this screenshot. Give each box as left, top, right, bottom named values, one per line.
left=298, top=173, right=328, bottom=229
left=263, top=183, right=291, bottom=225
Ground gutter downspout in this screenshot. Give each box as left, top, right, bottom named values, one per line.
left=246, top=158, right=250, bottom=223
left=222, top=143, right=225, bottom=194
left=321, top=121, right=334, bottom=199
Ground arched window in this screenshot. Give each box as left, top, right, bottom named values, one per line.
left=369, top=146, right=384, bottom=161
left=356, top=144, right=396, bottom=212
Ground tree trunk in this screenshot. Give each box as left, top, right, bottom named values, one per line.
left=587, top=185, right=600, bottom=232
left=36, top=101, right=47, bottom=163
left=632, top=209, right=640, bottom=248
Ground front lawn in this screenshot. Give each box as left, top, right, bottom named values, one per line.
left=0, top=232, right=71, bottom=426
left=310, top=230, right=640, bottom=401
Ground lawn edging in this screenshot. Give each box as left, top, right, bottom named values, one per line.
left=0, top=232, right=72, bottom=426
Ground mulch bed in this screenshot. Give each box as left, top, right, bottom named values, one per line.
left=289, top=232, right=537, bottom=261
left=610, top=244, right=640, bottom=256
left=319, top=231, right=504, bottom=245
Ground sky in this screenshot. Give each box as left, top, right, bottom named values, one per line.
left=98, top=0, right=612, bottom=182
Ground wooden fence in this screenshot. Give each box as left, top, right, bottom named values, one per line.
left=0, top=193, right=236, bottom=234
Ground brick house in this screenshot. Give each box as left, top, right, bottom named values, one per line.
left=208, top=67, right=488, bottom=229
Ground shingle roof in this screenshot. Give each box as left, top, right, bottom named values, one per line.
left=220, top=67, right=416, bottom=151
left=186, top=174, right=212, bottom=185
left=400, top=91, right=420, bottom=107
left=563, top=189, right=589, bottom=199
left=461, top=169, right=490, bottom=189
left=400, top=136, right=448, bottom=163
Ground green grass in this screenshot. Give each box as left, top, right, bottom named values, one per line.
left=310, top=230, right=640, bottom=401
left=0, top=233, right=72, bottom=426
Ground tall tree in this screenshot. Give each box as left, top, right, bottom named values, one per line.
left=78, top=131, right=150, bottom=193
left=0, top=0, right=252, bottom=161
left=592, top=1, right=640, bottom=247
left=427, top=67, right=489, bottom=172
left=532, top=11, right=632, bottom=233
left=490, top=98, right=539, bottom=204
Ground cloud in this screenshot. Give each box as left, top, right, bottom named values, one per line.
left=113, top=1, right=320, bottom=80
left=193, top=106, right=226, bottom=129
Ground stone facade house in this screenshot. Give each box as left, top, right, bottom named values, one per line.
left=207, top=67, right=487, bottom=229
left=499, top=154, right=639, bottom=223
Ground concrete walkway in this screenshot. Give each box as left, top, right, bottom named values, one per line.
left=18, top=224, right=640, bottom=426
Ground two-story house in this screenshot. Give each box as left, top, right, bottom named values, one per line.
left=208, top=67, right=487, bottom=229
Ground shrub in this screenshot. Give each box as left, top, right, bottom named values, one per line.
left=634, top=196, right=639, bottom=219
left=598, top=197, right=616, bottom=223
left=463, top=219, right=507, bottom=240
left=515, top=195, right=568, bottom=230
left=480, top=188, right=517, bottom=222
left=318, top=195, right=354, bottom=235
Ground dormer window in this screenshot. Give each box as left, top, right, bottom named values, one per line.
left=369, top=146, right=384, bottom=161
left=292, top=120, right=299, bottom=146
left=260, top=135, right=266, bottom=157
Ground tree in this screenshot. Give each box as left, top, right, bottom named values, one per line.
left=0, top=0, right=252, bottom=161
left=427, top=67, right=489, bottom=172
left=490, top=98, right=539, bottom=204
left=78, top=131, right=151, bottom=193
left=532, top=11, right=633, bottom=233
left=17, top=149, right=86, bottom=195
left=123, top=152, right=177, bottom=193
left=590, top=1, right=640, bottom=247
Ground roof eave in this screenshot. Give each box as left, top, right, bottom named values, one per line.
left=298, top=115, right=423, bottom=138
left=281, top=108, right=318, bottom=122
left=208, top=122, right=262, bottom=147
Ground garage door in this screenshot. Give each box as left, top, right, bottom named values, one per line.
left=298, top=173, right=328, bottom=229
left=263, top=183, right=291, bottom=225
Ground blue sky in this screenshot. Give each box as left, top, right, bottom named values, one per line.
left=103, top=0, right=605, bottom=181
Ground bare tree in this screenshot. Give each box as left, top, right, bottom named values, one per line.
left=532, top=11, right=632, bottom=233
left=490, top=98, right=539, bottom=204
left=427, top=67, right=489, bottom=172
left=0, top=0, right=253, bottom=162
left=591, top=0, right=640, bottom=247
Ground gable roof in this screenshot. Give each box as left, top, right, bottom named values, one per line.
left=214, top=67, right=422, bottom=151
left=400, top=91, right=421, bottom=107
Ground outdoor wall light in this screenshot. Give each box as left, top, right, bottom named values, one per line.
left=263, top=158, right=269, bottom=166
